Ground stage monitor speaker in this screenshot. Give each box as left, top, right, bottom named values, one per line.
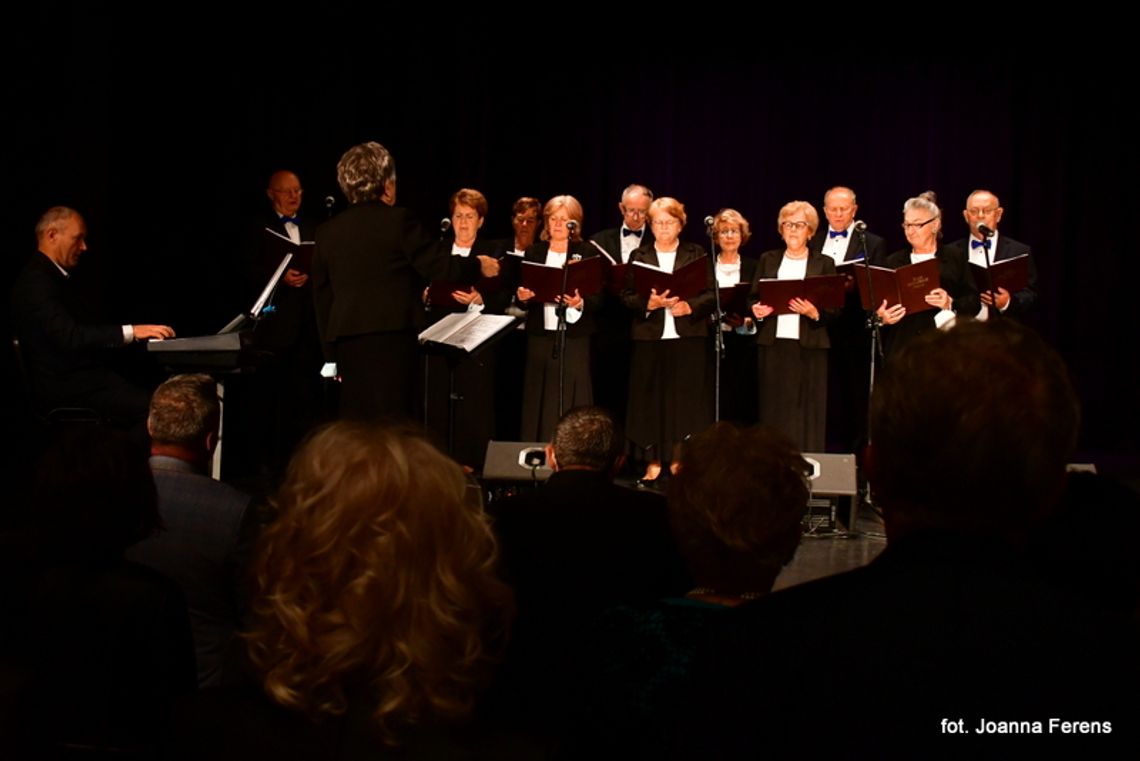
left=482, top=440, right=553, bottom=483
left=802, top=453, right=858, bottom=532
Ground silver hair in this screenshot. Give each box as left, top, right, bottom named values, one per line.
left=35, top=206, right=80, bottom=240
left=902, top=191, right=941, bottom=220
left=620, top=184, right=654, bottom=204
left=336, top=141, right=398, bottom=204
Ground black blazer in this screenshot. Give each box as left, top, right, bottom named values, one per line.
left=312, top=202, right=480, bottom=358
left=590, top=226, right=655, bottom=264
left=747, top=249, right=837, bottom=348
left=426, top=236, right=509, bottom=318
left=10, top=252, right=125, bottom=398
left=949, top=234, right=1038, bottom=317
left=247, top=211, right=319, bottom=352
left=518, top=240, right=600, bottom=338
left=882, top=244, right=979, bottom=353
left=622, top=241, right=715, bottom=341
left=808, top=226, right=888, bottom=266
left=715, top=254, right=758, bottom=321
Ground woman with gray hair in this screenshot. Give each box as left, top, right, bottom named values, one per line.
left=748, top=201, right=837, bottom=452
left=311, top=141, right=499, bottom=422
left=875, top=191, right=978, bottom=356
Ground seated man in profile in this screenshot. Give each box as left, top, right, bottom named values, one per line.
left=127, top=374, right=256, bottom=688
left=681, top=320, right=1137, bottom=755
left=11, top=206, right=174, bottom=424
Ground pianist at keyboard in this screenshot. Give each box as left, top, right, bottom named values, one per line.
left=11, top=206, right=175, bottom=427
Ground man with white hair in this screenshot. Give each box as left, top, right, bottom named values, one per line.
left=11, top=206, right=174, bottom=424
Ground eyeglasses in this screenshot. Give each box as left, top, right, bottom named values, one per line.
left=903, top=218, right=937, bottom=231
left=651, top=218, right=680, bottom=228
left=965, top=207, right=998, bottom=218
left=780, top=221, right=809, bottom=231
left=622, top=207, right=648, bottom=219
left=717, top=228, right=741, bottom=237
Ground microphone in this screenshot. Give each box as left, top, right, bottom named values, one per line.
left=566, top=220, right=578, bottom=234
left=853, top=220, right=868, bottom=233
left=704, top=215, right=715, bottom=234
left=440, top=218, right=452, bottom=233
left=978, top=224, right=995, bottom=238
left=324, top=195, right=335, bottom=209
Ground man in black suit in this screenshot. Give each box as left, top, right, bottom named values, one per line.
left=952, top=188, right=1038, bottom=319
left=684, top=321, right=1136, bottom=756
left=809, top=186, right=888, bottom=456
left=312, top=141, right=499, bottom=422
left=588, top=184, right=655, bottom=427
left=126, top=373, right=256, bottom=688
left=236, top=170, right=324, bottom=477
left=808, top=185, right=887, bottom=267
left=10, top=207, right=175, bottom=425
left=488, top=405, right=688, bottom=734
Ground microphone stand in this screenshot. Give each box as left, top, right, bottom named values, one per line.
left=552, top=224, right=577, bottom=419
left=980, top=229, right=999, bottom=319
left=857, top=224, right=885, bottom=530
left=707, top=221, right=724, bottom=422
left=424, top=220, right=452, bottom=427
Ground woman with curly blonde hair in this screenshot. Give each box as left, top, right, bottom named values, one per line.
left=179, top=423, right=514, bottom=755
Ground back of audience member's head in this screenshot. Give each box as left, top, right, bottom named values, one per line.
left=148, top=373, right=219, bottom=449
left=870, top=319, right=1080, bottom=541
left=549, top=406, right=623, bottom=474
left=245, top=422, right=513, bottom=745
left=33, top=425, right=160, bottom=564
left=668, top=423, right=810, bottom=596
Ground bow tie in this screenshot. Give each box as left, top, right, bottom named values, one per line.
left=622, top=228, right=643, bottom=238
left=280, top=215, right=301, bottom=225
left=971, top=239, right=991, bottom=249
left=829, top=230, right=848, bottom=239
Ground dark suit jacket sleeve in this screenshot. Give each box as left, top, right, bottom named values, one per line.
left=12, top=255, right=124, bottom=354
left=310, top=231, right=334, bottom=360
left=943, top=245, right=980, bottom=317
left=682, top=243, right=715, bottom=321
left=1001, top=238, right=1038, bottom=317
left=621, top=246, right=652, bottom=313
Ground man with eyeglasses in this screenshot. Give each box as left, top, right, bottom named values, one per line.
left=234, top=169, right=325, bottom=480
left=589, top=184, right=656, bottom=428
left=951, top=189, right=1038, bottom=320
left=591, top=184, right=656, bottom=265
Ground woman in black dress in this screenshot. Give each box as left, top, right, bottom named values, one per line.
left=622, top=197, right=715, bottom=482
left=711, top=208, right=759, bottom=426
left=749, top=201, right=836, bottom=452
left=422, top=188, right=503, bottom=469
left=516, top=195, right=599, bottom=441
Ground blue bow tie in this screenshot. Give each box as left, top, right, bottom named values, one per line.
left=971, top=238, right=990, bottom=249
left=622, top=228, right=642, bottom=238
left=829, top=229, right=848, bottom=239
left=280, top=215, right=301, bottom=225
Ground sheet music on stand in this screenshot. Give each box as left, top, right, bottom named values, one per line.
left=418, top=313, right=519, bottom=354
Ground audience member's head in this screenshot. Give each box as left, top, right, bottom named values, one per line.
left=547, top=406, right=624, bottom=475
left=869, top=319, right=1080, bottom=541
left=33, top=425, right=160, bottom=564
left=669, top=423, right=810, bottom=597
left=148, top=374, right=219, bottom=464
left=245, top=423, right=512, bottom=744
